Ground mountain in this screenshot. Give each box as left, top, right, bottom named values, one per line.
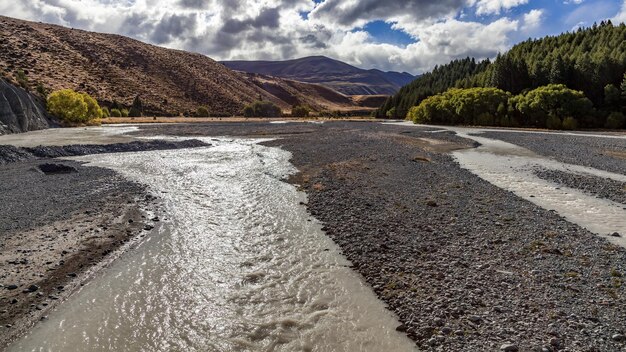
left=222, top=56, right=415, bottom=96
left=378, top=21, right=626, bottom=119
left=0, top=16, right=366, bottom=116
left=0, top=78, right=52, bottom=134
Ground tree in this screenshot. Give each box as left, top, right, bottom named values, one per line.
left=386, top=107, right=397, bottom=118
left=80, top=93, right=103, bottom=119
left=407, top=87, right=510, bottom=126
left=128, top=95, right=143, bottom=117
left=604, top=84, right=620, bottom=108
left=101, top=107, right=110, bottom=118
left=47, top=89, right=102, bottom=124
left=605, top=112, right=625, bottom=129
left=511, top=84, right=594, bottom=128
left=621, top=74, right=626, bottom=107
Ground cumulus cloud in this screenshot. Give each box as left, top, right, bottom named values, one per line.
left=614, top=0, right=626, bottom=24
left=0, top=0, right=539, bottom=73
left=521, top=9, right=545, bottom=32
left=468, top=0, right=529, bottom=15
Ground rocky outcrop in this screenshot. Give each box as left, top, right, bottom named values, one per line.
left=0, top=78, right=51, bottom=135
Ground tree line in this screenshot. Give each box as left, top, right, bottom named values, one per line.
left=379, top=21, right=626, bottom=129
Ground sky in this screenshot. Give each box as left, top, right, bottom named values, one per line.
left=1, top=0, right=626, bottom=74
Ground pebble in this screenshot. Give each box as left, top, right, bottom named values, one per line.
left=612, top=334, right=626, bottom=342
left=500, top=344, right=519, bottom=352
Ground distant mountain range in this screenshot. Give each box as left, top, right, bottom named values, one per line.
left=0, top=16, right=376, bottom=116
left=222, top=56, right=415, bottom=96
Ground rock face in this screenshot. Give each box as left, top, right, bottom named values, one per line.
left=0, top=78, right=51, bottom=135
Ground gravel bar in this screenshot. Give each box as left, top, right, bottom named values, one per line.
left=478, top=131, right=626, bottom=175
left=534, top=168, right=626, bottom=206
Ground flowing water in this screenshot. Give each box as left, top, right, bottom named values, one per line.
left=8, top=138, right=416, bottom=352
left=386, top=122, right=626, bottom=247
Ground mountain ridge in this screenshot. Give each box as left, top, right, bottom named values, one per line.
left=221, top=56, right=415, bottom=96
left=0, top=16, right=369, bottom=116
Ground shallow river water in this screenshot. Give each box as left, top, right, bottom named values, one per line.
left=387, top=122, right=626, bottom=248
left=8, top=138, right=416, bottom=352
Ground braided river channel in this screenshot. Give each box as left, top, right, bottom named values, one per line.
left=8, top=137, right=416, bottom=352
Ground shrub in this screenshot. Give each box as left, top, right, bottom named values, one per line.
left=47, top=89, right=103, bottom=124
left=562, top=117, right=578, bottom=130
left=291, top=105, right=309, bottom=118
left=101, top=107, right=110, bottom=118
left=196, top=106, right=210, bottom=117
left=121, top=108, right=129, bottom=117
left=36, top=83, right=48, bottom=98
left=546, top=115, right=562, bottom=130
left=15, top=69, right=28, bottom=90
left=242, top=101, right=282, bottom=117
left=605, top=112, right=625, bottom=129
left=110, top=108, right=122, bottom=117
left=243, top=106, right=254, bottom=117
left=386, top=107, right=397, bottom=119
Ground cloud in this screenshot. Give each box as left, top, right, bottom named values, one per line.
left=521, top=9, right=545, bottom=32
left=468, top=0, right=529, bottom=15
left=614, top=0, right=626, bottom=24
left=309, top=0, right=465, bottom=28
left=0, top=0, right=536, bottom=74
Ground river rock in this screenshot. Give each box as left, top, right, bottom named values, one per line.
left=612, top=334, right=626, bottom=342
left=38, top=163, right=78, bottom=175
left=500, top=343, right=519, bottom=352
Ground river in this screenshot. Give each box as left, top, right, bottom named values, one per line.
left=8, top=137, right=416, bottom=352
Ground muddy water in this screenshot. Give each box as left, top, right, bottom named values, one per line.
left=449, top=128, right=626, bottom=248
left=8, top=138, right=416, bottom=352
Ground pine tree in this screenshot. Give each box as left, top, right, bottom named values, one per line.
left=129, top=95, right=143, bottom=117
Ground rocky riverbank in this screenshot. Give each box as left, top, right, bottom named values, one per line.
left=137, top=121, right=626, bottom=351
left=0, top=139, right=210, bottom=348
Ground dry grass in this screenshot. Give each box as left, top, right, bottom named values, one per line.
left=102, top=116, right=378, bottom=124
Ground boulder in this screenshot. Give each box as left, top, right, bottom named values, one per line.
left=0, top=78, right=52, bottom=135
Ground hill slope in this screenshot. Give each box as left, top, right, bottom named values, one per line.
left=378, top=21, right=626, bottom=119
left=222, top=56, right=415, bottom=96
left=0, top=16, right=363, bottom=116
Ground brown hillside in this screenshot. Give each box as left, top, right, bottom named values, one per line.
left=0, top=16, right=362, bottom=116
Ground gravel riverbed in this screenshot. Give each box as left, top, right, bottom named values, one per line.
left=534, top=168, right=626, bottom=206
left=136, top=122, right=626, bottom=351
left=478, top=131, right=626, bottom=175
left=2, top=123, right=625, bottom=351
